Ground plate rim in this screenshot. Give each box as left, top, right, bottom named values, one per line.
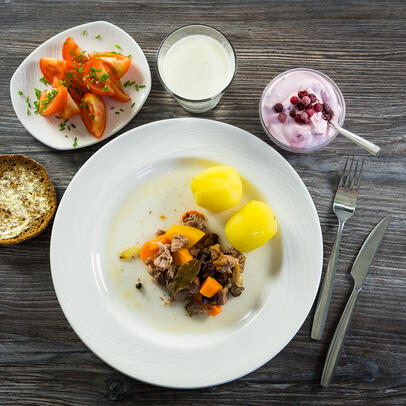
left=10, top=20, right=151, bottom=151
left=50, top=117, right=323, bottom=388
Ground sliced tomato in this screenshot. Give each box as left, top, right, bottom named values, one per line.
left=52, top=78, right=80, bottom=119
left=82, top=59, right=115, bottom=96
left=62, top=37, right=89, bottom=64
left=102, top=63, right=131, bottom=102
left=39, top=87, right=67, bottom=116
left=64, top=61, right=87, bottom=103
left=88, top=52, right=131, bottom=78
left=80, top=93, right=106, bottom=139
left=39, top=58, right=67, bottom=83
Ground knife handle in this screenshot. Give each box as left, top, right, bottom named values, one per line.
left=321, top=287, right=360, bottom=387
left=312, top=221, right=345, bottom=340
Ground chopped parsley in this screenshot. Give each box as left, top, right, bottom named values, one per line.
left=18, top=90, right=23, bottom=95
left=95, top=34, right=101, bottom=39
left=34, top=88, right=42, bottom=100
left=110, top=106, right=115, bottom=110
left=127, top=54, right=132, bottom=58
left=27, top=108, right=30, bottom=115
left=120, top=108, right=124, bottom=112
left=73, top=137, right=78, bottom=147
left=82, top=30, right=87, bottom=35
left=102, top=86, right=109, bottom=92
left=115, top=44, right=122, bottom=50
left=131, top=102, right=135, bottom=108
left=115, top=111, right=120, bottom=115
left=71, top=123, right=76, bottom=129
left=135, top=84, right=139, bottom=91
left=39, top=77, right=50, bottom=86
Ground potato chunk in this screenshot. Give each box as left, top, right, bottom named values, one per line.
left=191, top=166, right=242, bottom=212
left=225, top=200, right=278, bottom=252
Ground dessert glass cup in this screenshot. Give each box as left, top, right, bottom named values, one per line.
left=259, top=68, right=346, bottom=153
left=156, top=24, right=237, bottom=114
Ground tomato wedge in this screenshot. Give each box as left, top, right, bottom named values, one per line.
left=39, top=58, right=67, bottom=83
left=88, top=52, right=131, bottom=78
left=62, top=37, right=89, bottom=64
left=39, top=87, right=68, bottom=116
left=82, top=59, right=115, bottom=96
left=52, top=78, right=80, bottom=119
left=102, top=63, right=131, bottom=102
left=80, top=93, right=106, bottom=139
left=64, top=60, right=88, bottom=103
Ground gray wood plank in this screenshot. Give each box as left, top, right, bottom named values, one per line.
left=0, top=0, right=405, bottom=404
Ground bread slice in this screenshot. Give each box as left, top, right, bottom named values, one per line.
left=0, top=155, right=57, bottom=245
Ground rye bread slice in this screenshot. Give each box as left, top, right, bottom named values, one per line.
left=0, top=154, right=57, bottom=245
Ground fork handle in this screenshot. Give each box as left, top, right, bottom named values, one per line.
left=321, top=287, right=360, bottom=387
left=311, top=220, right=345, bottom=340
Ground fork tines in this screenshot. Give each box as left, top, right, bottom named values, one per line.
left=339, top=157, right=364, bottom=191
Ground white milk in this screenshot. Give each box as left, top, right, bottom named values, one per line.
left=163, top=34, right=232, bottom=100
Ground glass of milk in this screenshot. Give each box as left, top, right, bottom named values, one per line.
left=157, top=25, right=237, bottom=113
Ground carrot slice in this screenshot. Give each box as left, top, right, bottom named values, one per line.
left=200, top=276, right=223, bottom=298
left=172, top=248, right=193, bottom=266
left=205, top=305, right=222, bottom=317
left=140, top=234, right=171, bottom=263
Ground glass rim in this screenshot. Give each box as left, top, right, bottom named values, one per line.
left=259, top=68, right=346, bottom=153
left=156, top=24, right=237, bottom=103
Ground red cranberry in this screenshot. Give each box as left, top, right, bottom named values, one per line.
left=289, top=110, right=297, bottom=117
left=300, top=112, right=308, bottom=121
left=290, top=96, right=298, bottom=105
left=294, top=115, right=303, bottom=124
left=278, top=113, right=287, bottom=123
left=301, top=96, right=311, bottom=106
left=298, top=90, right=308, bottom=98
left=306, top=108, right=315, bottom=118
left=294, top=112, right=308, bottom=125
left=314, top=103, right=323, bottom=112
left=297, top=102, right=305, bottom=111
left=273, top=103, right=283, bottom=113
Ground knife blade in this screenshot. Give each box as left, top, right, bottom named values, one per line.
left=321, top=215, right=391, bottom=387
left=350, top=215, right=392, bottom=288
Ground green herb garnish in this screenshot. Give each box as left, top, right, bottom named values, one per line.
left=18, top=90, right=23, bottom=95
left=174, top=259, right=201, bottom=292
left=115, top=44, right=122, bottom=50
left=82, top=30, right=87, bottom=35
left=131, top=102, right=135, bottom=108
left=73, top=137, right=78, bottom=147
left=96, top=34, right=101, bottom=39
left=39, top=77, right=50, bottom=86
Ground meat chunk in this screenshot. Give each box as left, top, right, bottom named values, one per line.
left=230, top=263, right=244, bottom=297
left=224, top=247, right=246, bottom=270
left=182, top=212, right=208, bottom=232
left=189, top=245, right=202, bottom=257
left=209, top=244, right=222, bottom=261
left=186, top=298, right=205, bottom=316
left=168, top=277, right=200, bottom=301
left=170, top=233, right=189, bottom=252
left=216, top=287, right=228, bottom=305
left=153, top=243, right=173, bottom=270
left=213, top=254, right=238, bottom=273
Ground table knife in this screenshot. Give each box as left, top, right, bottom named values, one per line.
left=321, top=215, right=391, bottom=387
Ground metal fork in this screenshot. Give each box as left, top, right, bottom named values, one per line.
left=311, top=157, right=364, bottom=340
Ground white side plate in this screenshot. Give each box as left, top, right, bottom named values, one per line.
left=10, top=21, right=151, bottom=150
left=50, top=118, right=323, bottom=388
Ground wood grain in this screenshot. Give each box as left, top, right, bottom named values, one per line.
left=0, top=0, right=405, bottom=404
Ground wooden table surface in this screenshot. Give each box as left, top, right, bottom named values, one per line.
left=1, top=0, right=405, bottom=404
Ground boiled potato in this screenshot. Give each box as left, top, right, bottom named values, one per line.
left=191, top=166, right=242, bottom=212
left=225, top=200, right=277, bottom=252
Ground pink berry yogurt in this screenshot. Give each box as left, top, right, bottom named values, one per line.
left=260, top=68, right=345, bottom=152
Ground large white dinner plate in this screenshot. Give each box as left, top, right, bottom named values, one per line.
left=10, top=21, right=151, bottom=150
left=50, top=118, right=322, bottom=388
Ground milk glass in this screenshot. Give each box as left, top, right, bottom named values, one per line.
left=156, top=25, right=237, bottom=113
